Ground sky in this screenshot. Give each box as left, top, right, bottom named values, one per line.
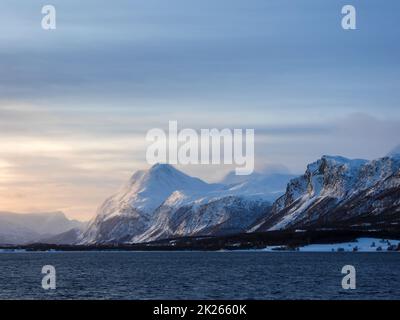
left=0, top=0, right=400, bottom=221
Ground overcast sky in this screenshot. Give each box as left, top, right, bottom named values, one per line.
left=1, top=0, right=399, bottom=220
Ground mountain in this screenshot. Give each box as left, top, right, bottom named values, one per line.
left=79, top=164, right=287, bottom=244
left=38, top=228, right=82, bottom=245
left=80, top=154, right=400, bottom=245
left=252, top=154, right=400, bottom=232
left=6, top=154, right=398, bottom=246
left=81, top=164, right=220, bottom=243
left=0, top=211, right=85, bottom=244
left=0, top=219, right=39, bottom=245
left=134, top=194, right=270, bottom=243
left=101, top=163, right=216, bottom=215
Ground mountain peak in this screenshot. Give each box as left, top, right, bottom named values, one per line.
left=321, top=155, right=351, bottom=163
left=306, top=155, right=367, bottom=173
left=147, top=163, right=185, bottom=178
left=149, top=163, right=176, bottom=172
left=128, top=164, right=181, bottom=186
left=144, top=163, right=198, bottom=185
left=104, top=163, right=211, bottom=216
left=320, top=155, right=367, bottom=165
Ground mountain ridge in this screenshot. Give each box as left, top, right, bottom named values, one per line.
left=0, top=211, right=85, bottom=245
left=252, top=154, right=400, bottom=232
left=9, top=153, right=400, bottom=246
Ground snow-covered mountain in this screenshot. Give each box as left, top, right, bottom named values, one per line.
left=38, top=228, right=83, bottom=245
left=76, top=153, right=400, bottom=245
left=252, top=154, right=400, bottom=232
left=81, top=164, right=219, bottom=243
left=80, top=164, right=290, bottom=244
left=134, top=194, right=270, bottom=243
left=6, top=154, right=398, bottom=246
left=0, top=211, right=85, bottom=244
left=0, top=219, right=39, bottom=245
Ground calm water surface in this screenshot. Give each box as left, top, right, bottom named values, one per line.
left=0, top=251, right=399, bottom=299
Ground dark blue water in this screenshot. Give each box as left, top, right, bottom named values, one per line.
left=0, top=251, right=399, bottom=299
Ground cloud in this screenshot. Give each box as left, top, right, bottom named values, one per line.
left=1, top=0, right=400, bottom=115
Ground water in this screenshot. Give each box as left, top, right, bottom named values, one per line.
left=0, top=251, right=399, bottom=299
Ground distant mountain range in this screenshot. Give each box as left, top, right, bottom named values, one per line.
left=2, top=150, right=400, bottom=246
left=0, top=211, right=85, bottom=245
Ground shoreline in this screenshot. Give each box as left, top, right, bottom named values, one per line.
left=2, top=236, right=400, bottom=253
left=1, top=229, right=400, bottom=253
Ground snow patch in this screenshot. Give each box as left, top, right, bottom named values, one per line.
left=296, top=238, right=399, bottom=252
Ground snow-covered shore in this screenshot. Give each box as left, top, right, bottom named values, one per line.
left=261, top=238, right=400, bottom=252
